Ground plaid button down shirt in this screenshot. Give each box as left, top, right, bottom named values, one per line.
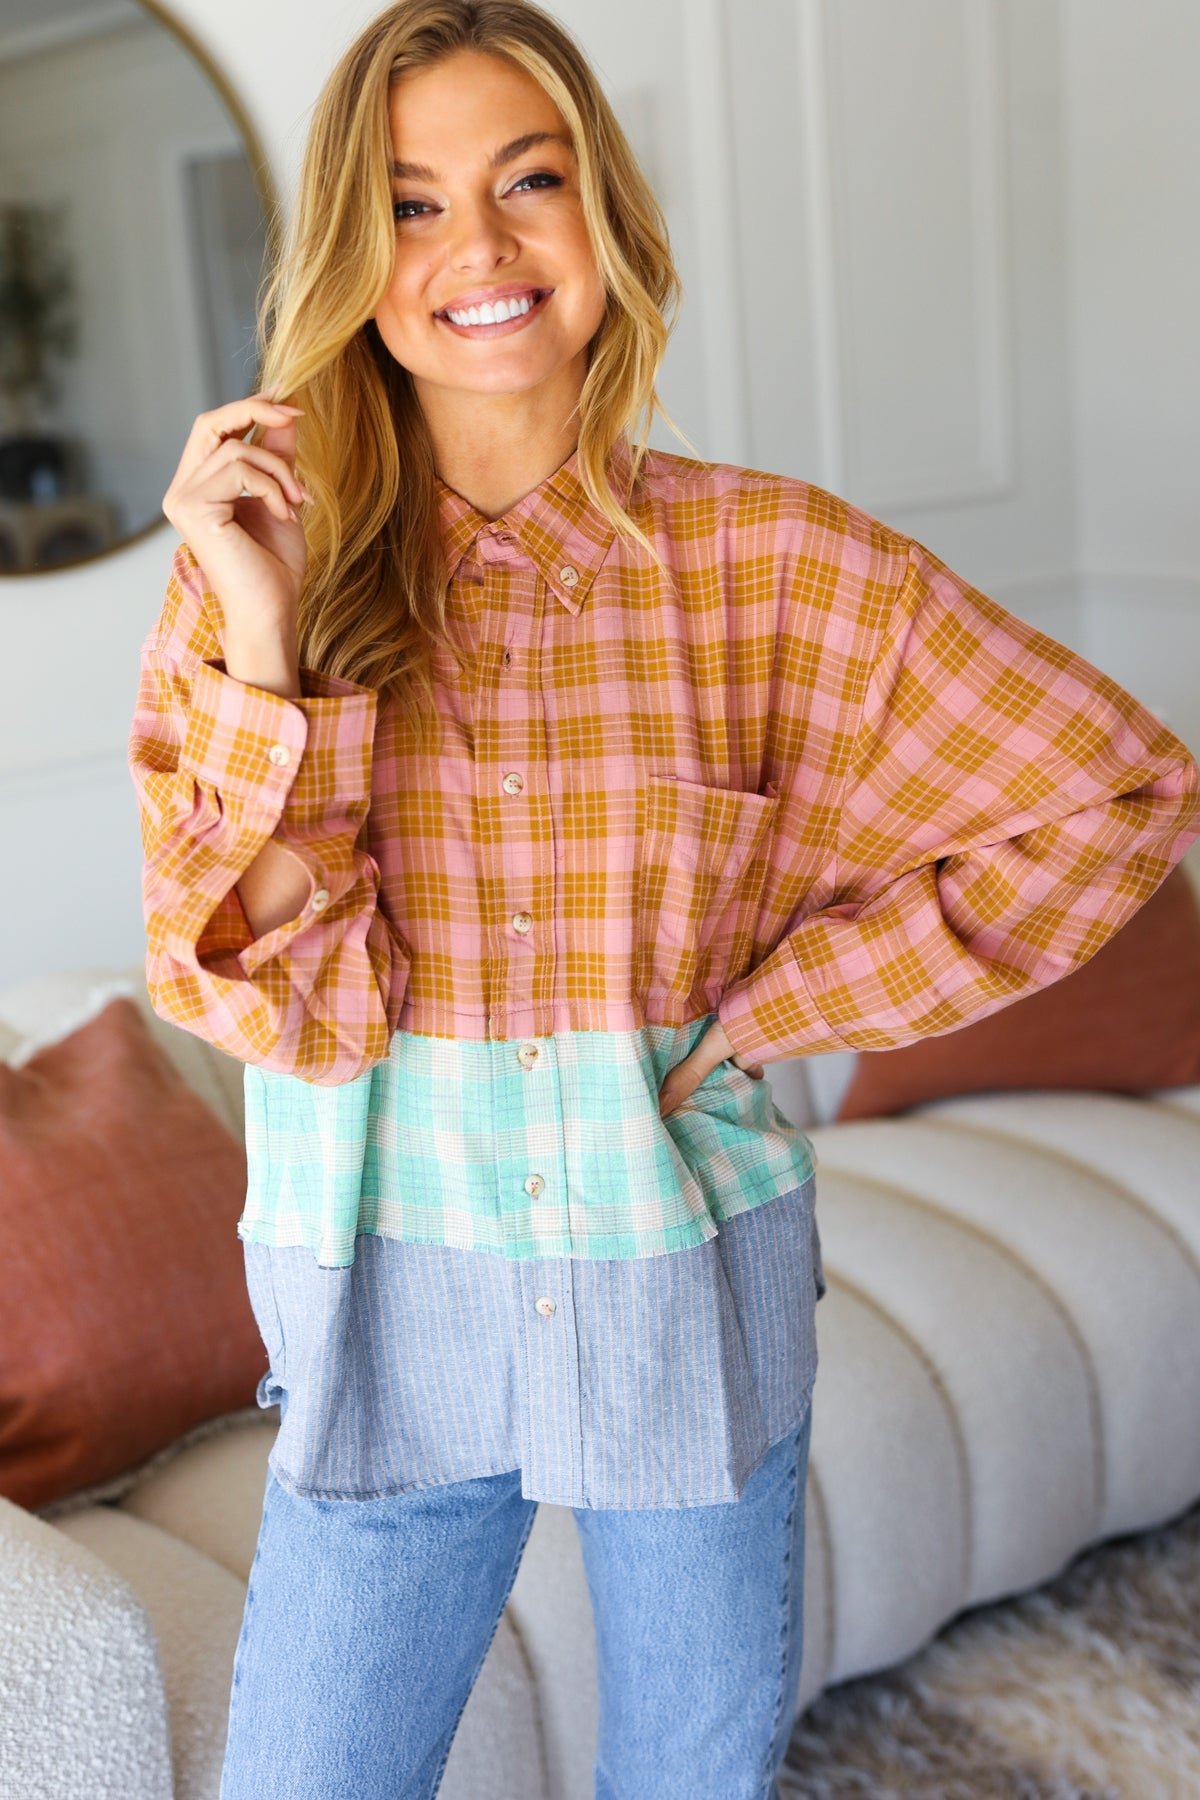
left=130, top=442, right=1200, bottom=1274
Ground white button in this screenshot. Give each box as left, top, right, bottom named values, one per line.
left=535, top=1296, right=556, bottom=1318
left=512, top=911, right=533, bottom=934
left=559, top=564, right=580, bottom=587
left=267, top=743, right=290, bottom=766
left=502, top=772, right=525, bottom=796
left=517, top=1041, right=539, bottom=1070
left=310, top=888, right=330, bottom=912
left=524, top=1173, right=545, bottom=1196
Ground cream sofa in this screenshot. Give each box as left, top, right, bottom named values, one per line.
left=4, top=858, right=1200, bottom=1798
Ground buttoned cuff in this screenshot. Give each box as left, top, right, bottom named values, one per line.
left=178, top=661, right=377, bottom=825
left=234, top=840, right=339, bottom=974
left=718, top=934, right=854, bottom=1065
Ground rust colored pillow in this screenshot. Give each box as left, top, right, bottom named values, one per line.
left=0, top=997, right=262, bottom=1510
left=836, top=863, right=1200, bottom=1122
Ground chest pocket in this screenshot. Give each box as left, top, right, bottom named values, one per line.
left=635, top=774, right=779, bottom=1004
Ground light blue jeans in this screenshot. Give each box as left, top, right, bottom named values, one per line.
left=219, top=1404, right=813, bottom=1800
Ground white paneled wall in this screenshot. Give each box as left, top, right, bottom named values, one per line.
left=721, top=0, right=1077, bottom=624
left=1061, top=0, right=1200, bottom=753
left=0, top=0, right=1195, bottom=994
left=797, top=0, right=1015, bottom=514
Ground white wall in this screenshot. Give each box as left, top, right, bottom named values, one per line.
left=719, top=0, right=1078, bottom=628
left=0, top=0, right=1195, bottom=996
left=1061, top=0, right=1200, bottom=751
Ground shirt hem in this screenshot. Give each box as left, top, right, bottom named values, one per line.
left=263, top=1377, right=817, bottom=1511
left=236, top=1169, right=816, bottom=1268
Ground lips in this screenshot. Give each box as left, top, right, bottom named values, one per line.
left=434, top=286, right=552, bottom=331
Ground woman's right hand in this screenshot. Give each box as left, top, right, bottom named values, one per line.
left=161, top=391, right=311, bottom=636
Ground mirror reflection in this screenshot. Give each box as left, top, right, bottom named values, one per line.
left=0, top=0, right=272, bottom=573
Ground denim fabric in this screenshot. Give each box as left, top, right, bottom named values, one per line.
left=219, top=1401, right=813, bottom=1799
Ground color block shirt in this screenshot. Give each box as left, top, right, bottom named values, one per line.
left=129, top=441, right=1200, bottom=1507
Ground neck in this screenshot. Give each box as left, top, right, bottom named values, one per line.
left=415, top=361, right=585, bottom=519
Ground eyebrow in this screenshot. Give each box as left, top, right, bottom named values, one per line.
left=390, top=131, right=573, bottom=181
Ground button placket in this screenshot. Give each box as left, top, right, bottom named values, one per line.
left=472, top=540, right=541, bottom=1041
left=519, top=1255, right=583, bottom=1498
left=473, top=533, right=573, bottom=1264
left=504, top=1019, right=569, bottom=1243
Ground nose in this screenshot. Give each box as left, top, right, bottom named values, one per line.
left=448, top=196, right=517, bottom=273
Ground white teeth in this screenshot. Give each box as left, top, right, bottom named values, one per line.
left=446, top=293, right=537, bottom=327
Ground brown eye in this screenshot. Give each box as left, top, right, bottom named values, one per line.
left=507, top=172, right=564, bottom=195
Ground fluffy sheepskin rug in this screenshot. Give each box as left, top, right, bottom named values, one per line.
left=781, top=1493, right=1200, bottom=1797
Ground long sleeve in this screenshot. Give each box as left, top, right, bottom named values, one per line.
left=128, top=542, right=412, bottom=1084
left=718, top=538, right=1200, bottom=1065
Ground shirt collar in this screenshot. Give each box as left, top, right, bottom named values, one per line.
left=436, top=438, right=634, bottom=615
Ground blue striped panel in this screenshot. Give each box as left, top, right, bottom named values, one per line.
left=242, top=1178, right=823, bottom=1510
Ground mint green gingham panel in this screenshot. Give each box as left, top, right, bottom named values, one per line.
left=239, top=1015, right=817, bottom=1268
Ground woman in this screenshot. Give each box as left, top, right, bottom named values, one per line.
left=129, top=3, right=1200, bottom=1795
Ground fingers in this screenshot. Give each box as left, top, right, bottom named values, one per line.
left=212, top=439, right=310, bottom=508
left=659, top=1033, right=765, bottom=1117
left=224, top=467, right=295, bottom=527
left=731, top=1054, right=765, bottom=1081
left=659, top=1035, right=723, bottom=1118
left=193, top=391, right=303, bottom=454
left=657, top=1053, right=693, bottom=1118
left=164, top=392, right=304, bottom=512
left=658, top=1078, right=686, bottom=1119
left=166, top=440, right=312, bottom=534
left=257, top=415, right=301, bottom=464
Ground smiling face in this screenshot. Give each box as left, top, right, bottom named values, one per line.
left=373, top=49, right=608, bottom=422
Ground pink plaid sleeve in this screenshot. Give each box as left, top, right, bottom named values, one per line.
left=129, top=543, right=412, bottom=1084
left=719, top=539, right=1200, bottom=1064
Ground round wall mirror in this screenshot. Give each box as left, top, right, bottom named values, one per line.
left=0, top=0, right=275, bottom=574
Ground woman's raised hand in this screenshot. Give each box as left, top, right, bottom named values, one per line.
left=161, top=392, right=311, bottom=636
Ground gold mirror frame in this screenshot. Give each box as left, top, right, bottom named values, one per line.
left=3, top=0, right=280, bottom=579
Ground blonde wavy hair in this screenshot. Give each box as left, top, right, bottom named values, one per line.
left=255, top=0, right=683, bottom=745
